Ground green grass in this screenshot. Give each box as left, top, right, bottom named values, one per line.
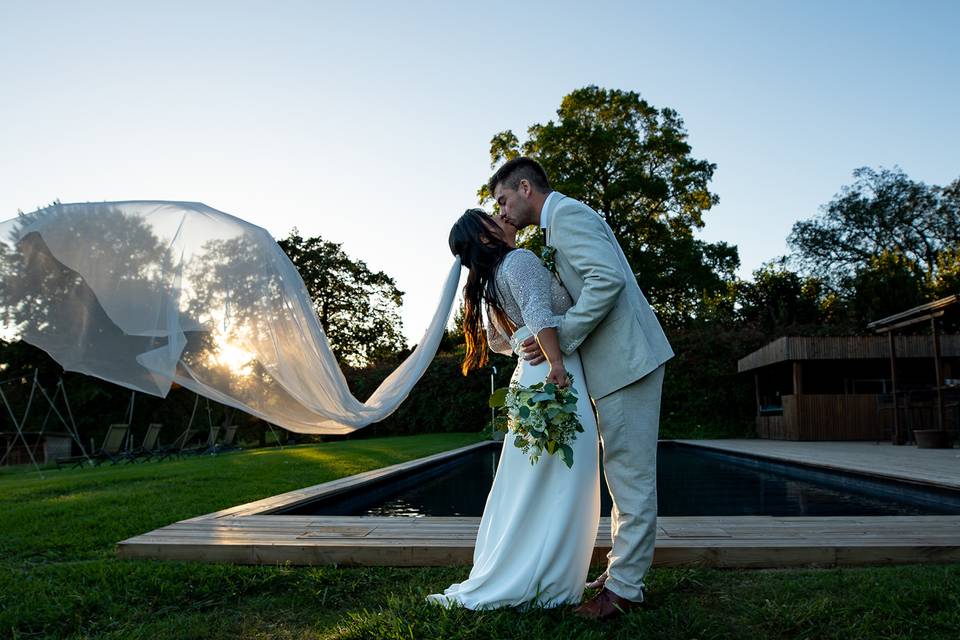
left=1, top=432, right=958, bottom=639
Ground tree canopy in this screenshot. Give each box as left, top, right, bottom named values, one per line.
left=278, top=230, right=406, bottom=366
left=480, top=85, right=738, bottom=326
left=788, top=166, right=960, bottom=295
left=785, top=166, right=959, bottom=327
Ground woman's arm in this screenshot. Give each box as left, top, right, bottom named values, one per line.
left=500, top=249, right=568, bottom=385
left=536, top=327, right=570, bottom=388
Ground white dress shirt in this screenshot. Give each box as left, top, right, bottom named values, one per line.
left=539, top=191, right=558, bottom=231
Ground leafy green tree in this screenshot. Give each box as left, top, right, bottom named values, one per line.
left=931, top=178, right=960, bottom=298
left=438, top=299, right=466, bottom=354
left=737, top=260, right=826, bottom=334
left=480, top=85, right=738, bottom=326
left=788, top=167, right=960, bottom=294
left=934, top=244, right=960, bottom=298
left=278, top=230, right=406, bottom=366
left=0, top=203, right=196, bottom=446
left=844, top=250, right=927, bottom=326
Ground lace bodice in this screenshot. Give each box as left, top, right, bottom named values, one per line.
left=486, top=249, right=573, bottom=355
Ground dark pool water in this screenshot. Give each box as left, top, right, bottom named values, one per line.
left=276, top=442, right=960, bottom=518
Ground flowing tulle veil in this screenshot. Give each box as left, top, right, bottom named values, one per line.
left=0, top=201, right=461, bottom=434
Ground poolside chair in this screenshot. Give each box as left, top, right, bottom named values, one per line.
left=184, top=426, right=221, bottom=456
left=124, top=423, right=163, bottom=463
left=93, top=424, right=131, bottom=466
left=55, top=424, right=129, bottom=469
left=208, top=424, right=239, bottom=455
left=155, top=427, right=198, bottom=461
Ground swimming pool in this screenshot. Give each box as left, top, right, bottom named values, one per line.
left=273, top=441, right=960, bottom=518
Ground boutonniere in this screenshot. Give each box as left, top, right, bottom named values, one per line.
left=540, top=244, right=558, bottom=275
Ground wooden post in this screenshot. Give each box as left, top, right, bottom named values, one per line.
left=932, top=317, right=945, bottom=432
left=888, top=331, right=902, bottom=444
left=753, top=373, right=763, bottom=437
left=754, top=373, right=761, bottom=417
left=792, top=362, right=803, bottom=438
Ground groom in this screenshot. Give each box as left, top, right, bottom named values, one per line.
left=490, top=157, right=674, bottom=620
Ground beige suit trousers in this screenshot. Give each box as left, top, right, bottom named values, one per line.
left=594, top=364, right=665, bottom=602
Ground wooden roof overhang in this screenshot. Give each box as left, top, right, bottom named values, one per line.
left=867, top=295, right=959, bottom=333
left=737, top=334, right=960, bottom=373
left=867, top=294, right=959, bottom=444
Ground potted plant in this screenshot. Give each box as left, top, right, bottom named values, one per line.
left=913, top=428, right=951, bottom=449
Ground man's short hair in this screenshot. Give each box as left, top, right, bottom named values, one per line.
left=488, top=157, right=551, bottom=197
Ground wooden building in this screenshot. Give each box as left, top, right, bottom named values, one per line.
left=0, top=431, right=74, bottom=466
left=738, top=334, right=960, bottom=441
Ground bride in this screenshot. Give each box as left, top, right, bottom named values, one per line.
left=427, top=209, right=600, bottom=609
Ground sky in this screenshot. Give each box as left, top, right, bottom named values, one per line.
left=1, top=1, right=958, bottom=345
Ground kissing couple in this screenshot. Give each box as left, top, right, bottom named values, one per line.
left=427, top=157, right=674, bottom=620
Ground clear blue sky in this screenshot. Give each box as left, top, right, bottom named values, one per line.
left=2, top=1, right=957, bottom=344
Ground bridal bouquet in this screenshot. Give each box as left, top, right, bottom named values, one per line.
left=489, top=375, right=583, bottom=468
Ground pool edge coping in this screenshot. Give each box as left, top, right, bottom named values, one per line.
left=671, top=439, right=960, bottom=493
left=180, top=439, right=496, bottom=523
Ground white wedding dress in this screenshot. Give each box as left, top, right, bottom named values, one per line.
left=427, top=249, right=600, bottom=610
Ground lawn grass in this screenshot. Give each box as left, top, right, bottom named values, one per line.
left=1, top=432, right=958, bottom=639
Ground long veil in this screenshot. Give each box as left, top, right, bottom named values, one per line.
left=0, top=201, right=461, bottom=434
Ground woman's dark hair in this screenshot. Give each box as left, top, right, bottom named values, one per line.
left=449, top=209, right=515, bottom=376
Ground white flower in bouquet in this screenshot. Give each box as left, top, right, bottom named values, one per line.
left=488, top=374, right=584, bottom=468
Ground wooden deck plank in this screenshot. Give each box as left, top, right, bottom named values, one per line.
left=124, top=528, right=960, bottom=543
left=121, top=537, right=960, bottom=550
left=137, top=517, right=960, bottom=534
left=118, top=515, right=960, bottom=568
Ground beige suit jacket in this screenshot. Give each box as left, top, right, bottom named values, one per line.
left=547, top=193, right=674, bottom=399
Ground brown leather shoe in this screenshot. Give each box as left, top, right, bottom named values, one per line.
left=584, top=572, right=607, bottom=590
left=573, top=587, right=642, bottom=620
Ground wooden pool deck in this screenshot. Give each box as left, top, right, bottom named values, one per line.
left=117, top=440, right=960, bottom=568
left=675, top=439, right=960, bottom=490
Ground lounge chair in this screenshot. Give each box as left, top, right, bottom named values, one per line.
left=155, top=427, right=197, bottom=461
left=124, top=423, right=163, bottom=463
left=184, top=426, right=221, bottom=456
left=211, top=425, right=239, bottom=454
left=56, top=424, right=129, bottom=469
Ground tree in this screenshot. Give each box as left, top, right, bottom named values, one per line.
left=788, top=167, right=960, bottom=295
left=737, top=260, right=826, bottom=334
left=480, top=86, right=738, bottom=326
left=278, top=230, right=406, bottom=366
left=934, top=244, right=960, bottom=298
left=438, top=299, right=466, bottom=354
left=845, top=251, right=927, bottom=326
left=0, top=203, right=192, bottom=444
left=932, top=177, right=960, bottom=298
